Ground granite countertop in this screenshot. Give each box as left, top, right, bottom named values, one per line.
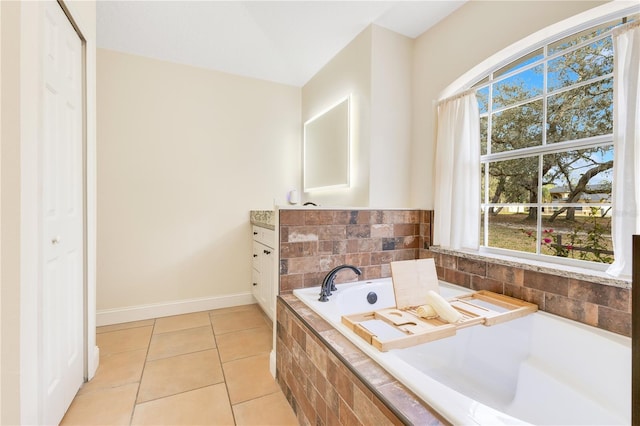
left=250, top=210, right=275, bottom=230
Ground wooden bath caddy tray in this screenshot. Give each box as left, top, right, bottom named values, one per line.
left=341, top=291, right=538, bottom=351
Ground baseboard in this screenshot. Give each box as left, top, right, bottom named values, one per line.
left=96, top=292, right=256, bottom=326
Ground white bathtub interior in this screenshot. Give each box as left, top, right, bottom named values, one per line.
left=293, top=278, right=631, bottom=426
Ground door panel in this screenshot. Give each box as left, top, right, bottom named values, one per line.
left=40, top=1, right=84, bottom=424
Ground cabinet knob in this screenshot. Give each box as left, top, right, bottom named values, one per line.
left=253, top=283, right=258, bottom=286
left=253, top=232, right=258, bottom=235
left=253, top=254, right=258, bottom=258
left=263, top=249, right=271, bottom=255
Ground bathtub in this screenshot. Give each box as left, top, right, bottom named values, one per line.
left=293, top=278, right=631, bottom=425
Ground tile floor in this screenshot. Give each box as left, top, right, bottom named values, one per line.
left=61, top=304, right=298, bottom=425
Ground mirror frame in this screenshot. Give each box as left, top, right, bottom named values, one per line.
left=303, top=95, right=351, bottom=192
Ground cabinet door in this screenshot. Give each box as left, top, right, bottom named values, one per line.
left=252, top=241, right=261, bottom=270
left=251, top=267, right=260, bottom=300
left=261, top=247, right=275, bottom=320
left=252, top=241, right=270, bottom=314
left=251, top=229, right=275, bottom=320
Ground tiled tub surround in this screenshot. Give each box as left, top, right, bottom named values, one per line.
left=276, top=295, right=447, bottom=425
left=275, top=208, right=631, bottom=424
left=424, top=248, right=631, bottom=337
left=277, top=208, right=630, bottom=337
left=279, top=209, right=433, bottom=292
left=289, top=280, right=630, bottom=425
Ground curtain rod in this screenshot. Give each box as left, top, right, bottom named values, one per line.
left=612, top=18, right=640, bottom=36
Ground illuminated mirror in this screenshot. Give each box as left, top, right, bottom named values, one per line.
left=303, top=96, right=350, bottom=191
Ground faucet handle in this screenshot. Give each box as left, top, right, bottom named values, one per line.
left=318, top=284, right=331, bottom=301
left=330, top=277, right=338, bottom=292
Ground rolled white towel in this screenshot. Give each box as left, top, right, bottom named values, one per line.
left=415, top=304, right=438, bottom=319
left=424, top=290, right=462, bottom=323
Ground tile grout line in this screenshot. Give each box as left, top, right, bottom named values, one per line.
left=209, top=311, right=239, bottom=425
left=81, top=306, right=283, bottom=425
left=129, top=314, right=220, bottom=406
left=132, top=320, right=225, bottom=405
left=134, top=383, right=226, bottom=406
left=234, top=388, right=283, bottom=407
left=128, top=318, right=156, bottom=426
left=96, top=322, right=155, bottom=335
left=149, top=324, right=213, bottom=337
left=213, top=323, right=271, bottom=336
left=144, top=346, right=218, bottom=364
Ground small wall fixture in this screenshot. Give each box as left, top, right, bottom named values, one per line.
left=288, top=190, right=300, bottom=204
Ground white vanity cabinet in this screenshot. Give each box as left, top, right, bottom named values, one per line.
left=251, top=225, right=275, bottom=320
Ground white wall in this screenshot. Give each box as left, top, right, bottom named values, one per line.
left=410, top=0, right=608, bottom=209
left=97, top=49, right=300, bottom=315
left=301, top=25, right=413, bottom=208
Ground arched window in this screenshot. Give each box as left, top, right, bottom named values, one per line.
left=472, top=11, right=638, bottom=268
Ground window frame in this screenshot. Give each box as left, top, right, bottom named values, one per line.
left=439, top=2, right=640, bottom=102
left=469, top=9, right=637, bottom=272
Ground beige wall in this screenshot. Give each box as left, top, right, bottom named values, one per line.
left=370, top=26, right=413, bottom=208
left=410, top=0, right=608, bottom=208
left=301, top=27, right=372, bottom=207
left=97, top=49, right=300, bottom=311
left=301, top=25, right=413, bottom=208
left=1, top=3, right=21, bottom=423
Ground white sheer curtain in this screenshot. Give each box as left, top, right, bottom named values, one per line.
left=607, top=21, right=640, bottom=278
left=433, top=90, right=480, bottom=250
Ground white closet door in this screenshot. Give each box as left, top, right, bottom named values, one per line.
left=40, top=1, right=84, bottom=424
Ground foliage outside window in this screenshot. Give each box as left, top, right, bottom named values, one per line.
left=476, top=16, right=636, bottom=265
